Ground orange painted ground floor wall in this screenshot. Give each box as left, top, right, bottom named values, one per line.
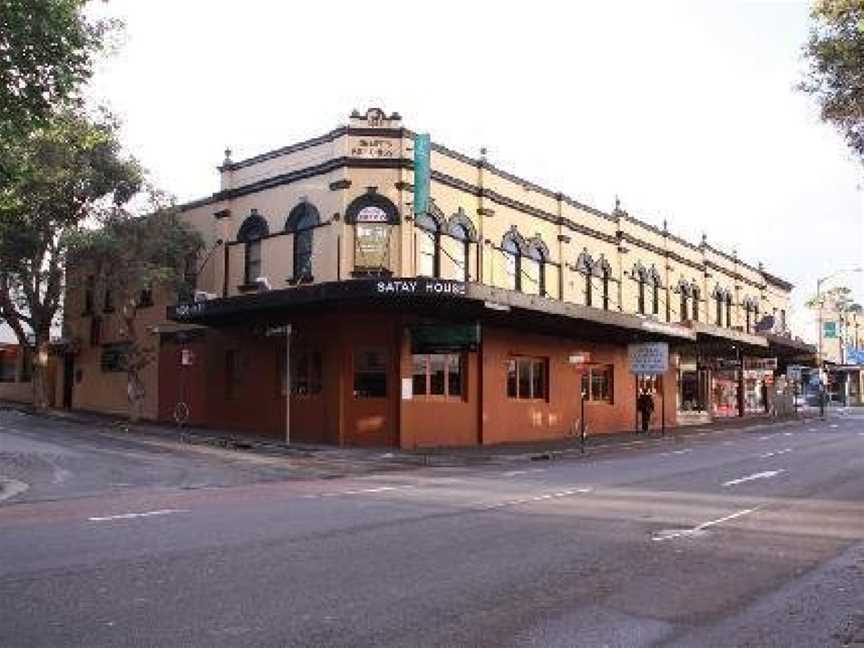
left=153, top=313, right=678, bottom=449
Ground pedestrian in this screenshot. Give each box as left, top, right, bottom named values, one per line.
left=819, top=385, right=826, bottom=420
left=637, top=389, right=654, bottom=434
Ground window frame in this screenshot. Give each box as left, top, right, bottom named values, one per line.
left=410, top=353, right=465, bottom=400
left=581, top=364, right=614, bottom=404
left=506, top=356, right=548, bottom=401
left=353, top=347, right=389, bottom=399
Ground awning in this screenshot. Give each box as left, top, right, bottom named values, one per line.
left=167, top=278, right=697, bottom=346
left=680, top=320, right=769, bottom=351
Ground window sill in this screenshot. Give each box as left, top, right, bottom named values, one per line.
left=351, top=268, right=393, bottom=278
left=237, top=283, right=261, bottom=293
left=287, top=276, right=315, bottom=286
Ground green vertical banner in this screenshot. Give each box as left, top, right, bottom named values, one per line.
left=413, top=133, right=431, bottom=216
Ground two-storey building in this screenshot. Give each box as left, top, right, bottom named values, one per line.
left=57, top=108, right=814, bottom=447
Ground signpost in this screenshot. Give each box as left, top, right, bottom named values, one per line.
left=628, top=342, right=669, bottom=436
left=413, top=133, right=431, bottom=217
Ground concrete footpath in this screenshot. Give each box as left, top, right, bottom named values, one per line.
left=0, top=400, right=835, bottom=469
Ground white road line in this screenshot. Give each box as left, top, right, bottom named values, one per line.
left=722, top=470, right=785, bottom=487
left=88, top=509, right=189, bottom=522
left=671, top=449, right=692, bottom=455
left=0, top=477, right=29, bottom=503
left=759, top=448, right=792, bottom=459
left=653, top=506, right=761, bottom=541
left=759, top=434, right=776, bottom=440
left=305, top=485, right=414, bottom=499
left=503, top=468, right=547, bottom=477
left=479, top=487, right=593, bottom=511
left=783, top=432, right=793, bottom=436
left=808, top=428, right=819, bottom=432
left=829, top=424, right=839, bottom=429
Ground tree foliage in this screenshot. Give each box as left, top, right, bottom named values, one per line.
left=799, top=0, right=864, bottom=161
left=0, top=106, right=142, bottom=407
left=805, top=285, right=863, bottom=312
left=0, top=0, right=115, bottom=140
left=74, top=203, right=203, bottom=419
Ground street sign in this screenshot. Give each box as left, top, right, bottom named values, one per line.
left=568, top=352, right=591, bottom=366
left=847, top=348, right=864, bottom=365
left=823, top=321, right=837, bottom=338
left=628, top=342, right=669, bottom=375
left=413, top=133, right=431, bottom=216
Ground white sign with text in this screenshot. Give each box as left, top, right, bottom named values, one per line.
left=628, top=342, right=669, bottom=375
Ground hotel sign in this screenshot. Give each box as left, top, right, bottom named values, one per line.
left=350, top=137, right=395, bottom=159
left=376, top=279, right=466, bottom=296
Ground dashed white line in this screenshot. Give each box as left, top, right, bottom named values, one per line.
left=478, top=487, right=593, bottom=511
left=671, top=449, right=692, bottom=455
left=653, top=506, right=761, bottom=541
left=722, top=470, right=785, bottom=487
left=503, top=468, right=547, bottom=477
left=759, top=448, right=792, bottom=459
left=88, top=509, right=189, bottom=522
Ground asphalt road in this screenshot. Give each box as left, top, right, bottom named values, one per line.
left=1, top=409, right=863, bottom=647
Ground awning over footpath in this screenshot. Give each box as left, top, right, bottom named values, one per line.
left=167, top=278, right=697, bottom=346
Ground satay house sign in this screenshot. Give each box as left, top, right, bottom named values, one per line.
left=628, top=342, right=669, bottom=375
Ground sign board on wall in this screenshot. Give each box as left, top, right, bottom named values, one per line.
left=568, top=352, right=591, bottom=366
left=628, top=342, right=669, bottom=375
left=413, top=133, right=431, bottom=216
left=823, top=321, right=838, bottom=338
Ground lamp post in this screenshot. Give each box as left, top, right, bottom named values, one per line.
left=816, top=267, right=862, bottom=366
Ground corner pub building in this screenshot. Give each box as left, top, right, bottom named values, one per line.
left=59, top=108, right=814, bottom=449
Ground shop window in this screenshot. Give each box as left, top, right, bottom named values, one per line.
left=506, top=356, right=547, bottom=400
left=416, top=213, right=441, bottom=278
left=411, top=353, right=463, bottom=398
left=286, top=202, right=319, bottom=283
left=581, top=365, right=614, bottom=403
left=354, top=348, right=388, bottom=398
left=291, top=349, right=322, bottom=396
left=100, top=342, right=131, bottom=373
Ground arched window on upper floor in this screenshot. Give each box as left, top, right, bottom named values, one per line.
left=285, top=202, right=320, bottom=283
left=634, top=263, right=649, bottom=315
left=691, top=284, right=701, bottom=322
left=650, top=267, right=662, bottom=316
left=597, top=257, right=612, bottom=311
left=345, top=192, right=400, bottom=275
left=502, top=228, right=526, bottom=292
left=576, top=250, right=593, bottom=307
left=237, top=209, right=269, bottom=285
left=713, top=286, right=725, bottom=326
left=524, top=237, right=549, bottom=297
left=446, top=209, right=477, bottom=282
left=415, top=212, right=442, bottom=278
left=725, top=292, right=733, bottom=328
left=678, top=279, right=692, bottom=322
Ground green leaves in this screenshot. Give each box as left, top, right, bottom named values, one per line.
left=799, top=0, right=864, bottom=161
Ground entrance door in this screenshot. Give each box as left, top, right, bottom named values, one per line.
left=344, top=346, right=397, bottom=446
left=62, top=355, right=74, bottom=408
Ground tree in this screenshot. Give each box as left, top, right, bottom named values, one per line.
left=799, top=0, right=864, bottom=161
left=806, top=285, right=862, bottom=312
left=0, top=106, right=143, bottom=408
left=74, top=203, right=203, bottom=421
left=0, top=0, right=116, bottom=141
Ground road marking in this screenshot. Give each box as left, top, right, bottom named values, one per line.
left=783, top=432, right=793, bottom=436
left=503, top=468, right=547, bottom=477
left=759, top=448, right=792, bottom=459
left=671, top=449, right=692, bottom=455
left=88, top=509, right=189, bottom=522
left=479, top=487, right=593, bottom=511
left=722, top=470, right=785, bottom=487
left=830, top=424, right=839, bottom=429
left=759, top=434, right=776, bottom=440
left=653, top=506, right=761, bottom=541
left=304, top=485, right=415, bottom=499
left=0, top=477, right=29, bottom=503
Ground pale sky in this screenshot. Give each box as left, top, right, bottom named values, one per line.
left=66, top=0, right=863, bottom=345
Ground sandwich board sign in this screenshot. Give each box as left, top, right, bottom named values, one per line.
left=628, top=342, right=669, bottom=375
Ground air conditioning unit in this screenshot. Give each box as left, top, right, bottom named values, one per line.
left=193, top=290, right=217, bottom=302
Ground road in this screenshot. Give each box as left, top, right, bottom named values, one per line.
left=1, top=409, right=863, bottom=647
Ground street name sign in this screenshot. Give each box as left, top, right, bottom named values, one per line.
left=628, top=342, right=669, bottom=375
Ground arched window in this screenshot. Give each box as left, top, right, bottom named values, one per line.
left=714, top=287, right=724, bottom=326
left=725, top=293, right=733, bottom=328
left=680, top=289, right=689, bottom=322
left=634, top=265, right=648, bottom=314
left=601, top=264, right=611, bottom=310
left=524, top=245, right=544, bottom=296
left=577, top=251, right=593, bottom=307
left=652, top=272, right=661, bottom=316
left=502, top=232, right=522, bottom=292
left=286, top=202, right=320, bottom=283
left=237, top=210, right=269, bottom=285
left=415, top=213, right=441, bottom=277
left=692, top=286, right=700, bottom=322
left=448, top=221, right=471, bottom=281
left=345, top=192, right=400, bottom=274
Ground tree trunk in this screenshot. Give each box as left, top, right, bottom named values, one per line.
left=126, top=371, right=145, bottom=423
left=31, top=333, right=52, bottom=410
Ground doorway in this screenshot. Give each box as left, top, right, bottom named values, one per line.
left=62, top=354, right=74, bottom=408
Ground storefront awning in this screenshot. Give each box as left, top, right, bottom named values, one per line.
left=167, top=279, right=697, bottom=345
left=680, top=320, right=769, bottom=351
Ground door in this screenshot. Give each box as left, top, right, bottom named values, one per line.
left=344, top=345, right=397, bottom=446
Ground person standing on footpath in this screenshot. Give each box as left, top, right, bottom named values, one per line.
left=637, top=388, right=655, bottom=434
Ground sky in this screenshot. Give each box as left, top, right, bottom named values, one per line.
left=61, top=0, right=864, bottom=345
